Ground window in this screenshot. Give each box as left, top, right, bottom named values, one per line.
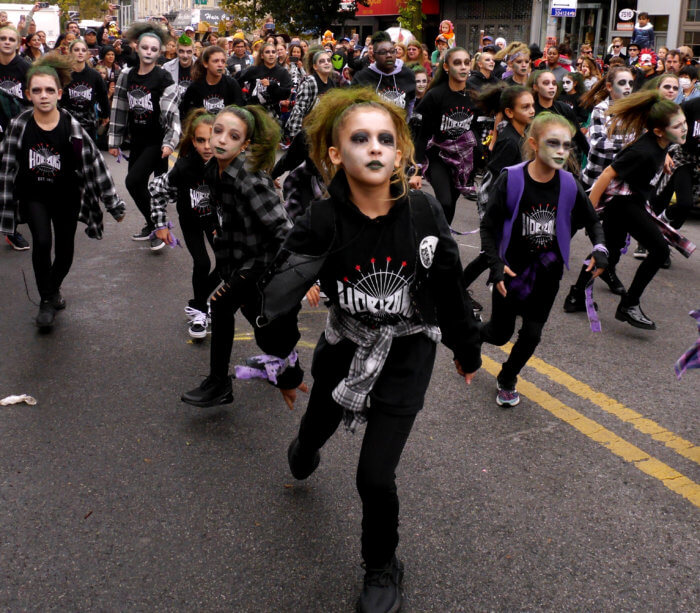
left=688, top=0, right=700, bottom=21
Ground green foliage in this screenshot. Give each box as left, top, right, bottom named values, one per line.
left=218, top=0, right=268, bottom=34
left=397, top=0, right=423, bottom=42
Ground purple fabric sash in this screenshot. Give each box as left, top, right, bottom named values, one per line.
left=234, top=350, right=298, bottom=385
left=149, top=221, right=182, bottom=248
left=674, top=309, right=700, bottom=379
left=500, top=162, right=577, bottom=269
left=507, top=251, right=560, bottom=301
left=425, top=130, right=477, bottom=197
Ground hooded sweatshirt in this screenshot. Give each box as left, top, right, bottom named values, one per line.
left=352, top=58, right=416, bottom=115
left=465, top=69, right=499, bottom=92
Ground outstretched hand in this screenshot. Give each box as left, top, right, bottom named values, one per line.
left=280, top=383, right=309, bottom=410
left=454, top=360, right=478, bottom=385
left=496, top=265, right=517, bottom=297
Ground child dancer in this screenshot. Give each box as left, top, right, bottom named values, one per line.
left=0, top=55, right=125, bottom=330
left=479, top=112, right=607, bottom=406
left=149, top=109, right=219, bottom=339
left=573, top=91, right=687, bottom=330
left=180, top=104, right=301, bottom=407
left=108, top=23, right=180, bottom=251
left=257, top=88, right=481, bottom=613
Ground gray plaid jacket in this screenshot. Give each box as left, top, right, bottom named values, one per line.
left=283, top=75, right=318, bottom=141
left=0, top=108, right=125, bottom=237
left=108, top=66, right=181, bottom=151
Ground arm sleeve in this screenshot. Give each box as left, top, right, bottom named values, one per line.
left=266, top=70, right=292, bottom=101
left=479, top=171, right=509, bottom=283
left=571, top=182, right=608, bottom=269
left=94, top=71, right=110, bottom=119
left=425, top=194, right=482, bottom=372
left=160, top=78, right=182, bottom=151
left=414, top=92, right=436, bottom=165
left=149, top=164, right=180, bottom=228
left=226, top=76, right=245, bottom=106
left=488, top=137, right=520, bottom=175
left=108, top=70, right=129, bottom=148
left=241, top=173, right=292, bottom=245
left=284, top=77, right=314, bottom=141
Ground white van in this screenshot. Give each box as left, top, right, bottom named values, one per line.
left=0, top=3, right=61, bottom=46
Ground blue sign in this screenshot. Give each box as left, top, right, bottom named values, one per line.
left=551, top=8, right=576, bottom=17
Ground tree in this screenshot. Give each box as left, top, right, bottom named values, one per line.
left=218, top=0, right=269, bottom=35
left=397, top=0, right=423, bottom=42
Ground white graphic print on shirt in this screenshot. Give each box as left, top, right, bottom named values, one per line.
left=177, top=78, right=191, bottom=98
left=68, top=82, right=92, bottom=106
left=522, top=203, right=556, bottom=251
left=127, top=85, right=154, bottom=122
left=29, top=143, right=61, bottom=181
left=377, top=87, right=406, bottom=109
left=203, top=95, right=224, bottom=112
left=337, top=256, right=415, bottom=323
left=189, top=183, right=212, bottom=216
left=0, top=78, right=23, bottom=100
left=440, top=106, right=473, bottom=138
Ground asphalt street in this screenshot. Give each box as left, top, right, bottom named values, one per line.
left=1, top=155, right=699, bottom=612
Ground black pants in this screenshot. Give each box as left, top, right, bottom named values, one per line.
left=178, top=210, right=218, bottom=313
left=125, top=144, right=168, bottom=230
left=296, top=333, right=435, bottom=567
left=463, top=251, right=490, bottom=287
left=651, top=163, right=694, bottom=228
left=480, top=277, right=559, bottom=388
left=427, top=152, right=461, bottom=225
left=24, top=199, right=79, bottom=300
left=209, top=273, right=300, bottom=380
left=603, top=197, right=668, bottom=304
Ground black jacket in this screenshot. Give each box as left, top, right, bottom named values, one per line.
left=466, top=70, right=499, bottom=92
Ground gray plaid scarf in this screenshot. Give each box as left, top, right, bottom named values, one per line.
left=325, top=305, right=441, bottom=433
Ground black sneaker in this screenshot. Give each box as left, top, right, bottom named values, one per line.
left=5, top=232, right=30, bottom=251
left=132, top=226, right=152, bottom=241
left=467, top=289, right=483, bottom=313
left=181, top=375, right=233, bottom=407
left=599, top=268, right=625, bottom=295
left=615, top=301, right=656, bottom=330
left=660, top=254, right=671, bottom=269
left=633, top=244, right=647, bottom=259
left=149, top=236, right=165, bottom=251
left=357, top=557, right=404, bottom=613
left=35, top=300, right=56, bottom=330
left=287, top=436, right=320, bottom=480
left=563, top=285, right=587, bottom=313
left=49, top=290, right=66, bottom=311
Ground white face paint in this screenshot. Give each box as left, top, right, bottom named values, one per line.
left=138, top=35, right=161, bottom=65
left=536, top=125, right=573, bottom=170
left=562, top=78, right=574, bottom=93
left=415, top=74, right=428, bottom=92
left=610, top=72, right=634, bottom=100
left=211, top=112, right=249, bottom=165
left=664, top=112, right=688, bottom=145
left=679, top=77, right=692, bottom=90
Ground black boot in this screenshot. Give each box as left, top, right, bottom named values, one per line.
left=35, top=300, right=56, bottom=330
left=563, top=285, right=587, bottom=313
left=357, top=557, right=404, bottom=613
left=50, top=290, right=66, bottom=310
left=181, top=375, right=233, bottom=407
left=615, top=299, right=656, bottom=330
left=287, top=436, right=320, bottom=480
left=599, top=268, right=625, bottom=295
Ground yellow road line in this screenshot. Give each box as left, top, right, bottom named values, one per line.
left=495, top=343, right=700, bottom=466
left=481, top=356, right=700, bottom=508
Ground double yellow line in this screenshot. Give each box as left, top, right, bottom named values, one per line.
left=485, top=343, right=700, bottom=508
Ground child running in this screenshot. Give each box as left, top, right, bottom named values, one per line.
left=479, top=112, right=608, bottom=406
left=149, top=109, right=219, bottom=339
left=256, top=88, right=482, bottom=613
left=0, top=55, right=125, bottom=330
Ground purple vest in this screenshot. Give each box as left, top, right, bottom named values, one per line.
left=498, top=161, right=577, bottom=269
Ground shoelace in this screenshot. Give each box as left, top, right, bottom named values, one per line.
left=184, top=307, right=207, bottom=328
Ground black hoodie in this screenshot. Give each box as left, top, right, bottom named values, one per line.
left=352, top=59, right=417, bottom=113
left=466, top=70, right=499, bottom=92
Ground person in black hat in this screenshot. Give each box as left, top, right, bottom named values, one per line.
left=84, top=29, right=100, bottom=64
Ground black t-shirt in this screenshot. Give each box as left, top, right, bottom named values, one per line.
left=180, top=75, right=244, bottom=118
left=17, top=113, right=78, bottom=203
left=506, top=170, right=561, bottom=276
left=61, top=65, right=109, bottom=131
left=126, top=67, right=173, bottom=147
left=176, top=63, right=192, bottom=101
left=0, top=55, right=29, bottom=102
left=487, top=123, right=524, bottom=175
left=682, top=97, right=700, bottom=156
left=611, top=131, right=668, bottom=201
left=169, top=153, right=216, bottom=224
left=414, top=81, right=477, bottom=162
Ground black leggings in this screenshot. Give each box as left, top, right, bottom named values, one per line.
left=126, top=144, right=168, bottom=230
left=178, top=211, right=218, bottom=313
left=24, top=199, right=79, bottom=300
left=209, top=274, right=300, bottom=380
left=296, top=334, right=421, bottom=568
left=480, top=278, right=559, bottom=388
left=604, top=197, right=668, bottom=304
left=426, top=152, right=461, bottom=225
left=651, top=163, right=694, bottom=229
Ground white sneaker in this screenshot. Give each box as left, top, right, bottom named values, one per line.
left=184, top=306, right=208, bottom=339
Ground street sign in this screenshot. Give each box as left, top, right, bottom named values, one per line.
left=551, top=0, right=577, bottom=17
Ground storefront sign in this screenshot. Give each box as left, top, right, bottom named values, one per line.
left=551, top=0, right=577, bottom=18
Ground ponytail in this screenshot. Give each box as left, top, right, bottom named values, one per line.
left=191, top=45, right=226, bottom=82
left=607, top=90, right=679, bottom=139
left=27, top=53, right=73, bottom=90
left=580, top=66, right=634, bottom=110
left=216, top=104, right=280, bottom=172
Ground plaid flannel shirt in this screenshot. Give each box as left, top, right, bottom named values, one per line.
left=148, top=170, right=177, bottom=228
left=108, top=66, right=181, bottom=151
left=284, top=74, right=318, bottom=141
left=0, top=108, right=125, bottom=237
left=210, top=155, right=292, bottom=281
left=325, top=304, right=441, bottom=433
left=581, top=98, right=633, bottom=190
